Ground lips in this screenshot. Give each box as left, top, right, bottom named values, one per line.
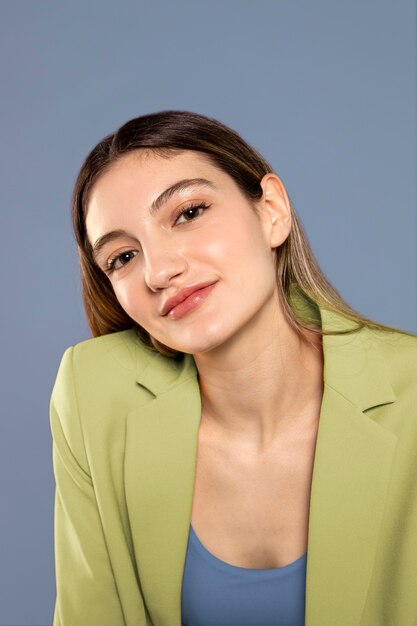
left=161, top=281, right=217, bottom=316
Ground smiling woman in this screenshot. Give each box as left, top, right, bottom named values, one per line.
left=72, top=110, right=411, bottom=356
left=50, top=109, right=417, bottom=626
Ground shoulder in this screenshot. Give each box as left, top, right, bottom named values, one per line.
left=72, top=327, right=156, bottom=373
left=367, top=326, right=417, bottom=390
left=50, top=329, right=159, bottom=426
left=53, top=329, right=157, bottom=390
left=50, top=327, right=197, bottom=421
left=368, top=325, right=417, bottom=373
left=49, top=330, right=163, bottom=473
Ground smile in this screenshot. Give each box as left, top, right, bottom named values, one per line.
left=166, top=282, right=217, bottom=320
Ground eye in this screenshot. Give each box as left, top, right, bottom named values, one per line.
left=174, top=202, right=210, bottom=224
left=105, top=250, right=138, bottom=274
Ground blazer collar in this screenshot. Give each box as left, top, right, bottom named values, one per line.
left=124, top=288, right=397, bottom=626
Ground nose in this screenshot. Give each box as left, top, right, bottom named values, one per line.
left=143, top=243, right=188, bottom=292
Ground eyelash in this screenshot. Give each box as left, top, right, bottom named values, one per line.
left=104, top=201, right=211, bottom=275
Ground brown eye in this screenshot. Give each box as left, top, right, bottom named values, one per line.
left=174, top=202, right=210, bottom=224
left=106, top=250, right=138, bottom=274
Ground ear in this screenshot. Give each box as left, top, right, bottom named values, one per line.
left=257, top=173, right=291, bottom=249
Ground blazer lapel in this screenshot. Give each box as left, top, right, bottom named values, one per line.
left=124, top=293, right=398, bottom=626
left=124, top=352, right=202, bottom=626
left=304, top=314, right=397, bottom=624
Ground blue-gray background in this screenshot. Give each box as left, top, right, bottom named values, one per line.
left=0, top=1, right=415, bottom=624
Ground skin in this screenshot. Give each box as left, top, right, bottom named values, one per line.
left=86, top=149, right=324, bottom=458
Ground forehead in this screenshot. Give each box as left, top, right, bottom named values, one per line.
left=89, top=149, right=228, bottom=203
left=85, top=150, right=238, bottom=247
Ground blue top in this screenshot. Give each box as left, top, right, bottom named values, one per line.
left=181, top=524, right=307, bottom=626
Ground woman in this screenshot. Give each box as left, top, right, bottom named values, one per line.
left=50, top=110, right=417, bottom=626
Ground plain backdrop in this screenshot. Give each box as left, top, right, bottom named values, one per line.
left=0, top=1, right=415, bottom=624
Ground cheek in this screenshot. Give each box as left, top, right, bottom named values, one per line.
left=203, top=219, right=253, bottom=262
left=113, top=279, right=148, bottom=322
left=218, top=220, right=271, bottom=282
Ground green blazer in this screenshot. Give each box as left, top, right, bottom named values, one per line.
left=49, top=289, right=417, bottom=626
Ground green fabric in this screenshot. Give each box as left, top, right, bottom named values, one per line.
left=49, top=288, right=417, bottom=625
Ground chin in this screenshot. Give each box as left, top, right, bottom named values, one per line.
left=177, top=324, right=239, bottom=356
left=162, top=337, right=221, bottom=356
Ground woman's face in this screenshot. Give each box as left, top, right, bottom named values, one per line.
left=86, top=150, right=289, bottom=355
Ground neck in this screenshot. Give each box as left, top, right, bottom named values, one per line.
left=193, top=298, right=324, bottom=453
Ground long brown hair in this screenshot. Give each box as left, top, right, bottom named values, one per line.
left=71, top=109, right=415, bottom=358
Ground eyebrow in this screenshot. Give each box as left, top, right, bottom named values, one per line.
left=91, top=177, right=217, bottom=263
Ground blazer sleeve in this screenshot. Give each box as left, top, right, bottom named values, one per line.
left=49, top=345, right=126, bottom=626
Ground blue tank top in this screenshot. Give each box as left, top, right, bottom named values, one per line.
left=181, top=523, right=307, bottom=626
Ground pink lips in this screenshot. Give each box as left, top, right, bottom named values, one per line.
left=161, top=281, right=217, bottom=317
left=166, top=282, right=217, bottom=320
